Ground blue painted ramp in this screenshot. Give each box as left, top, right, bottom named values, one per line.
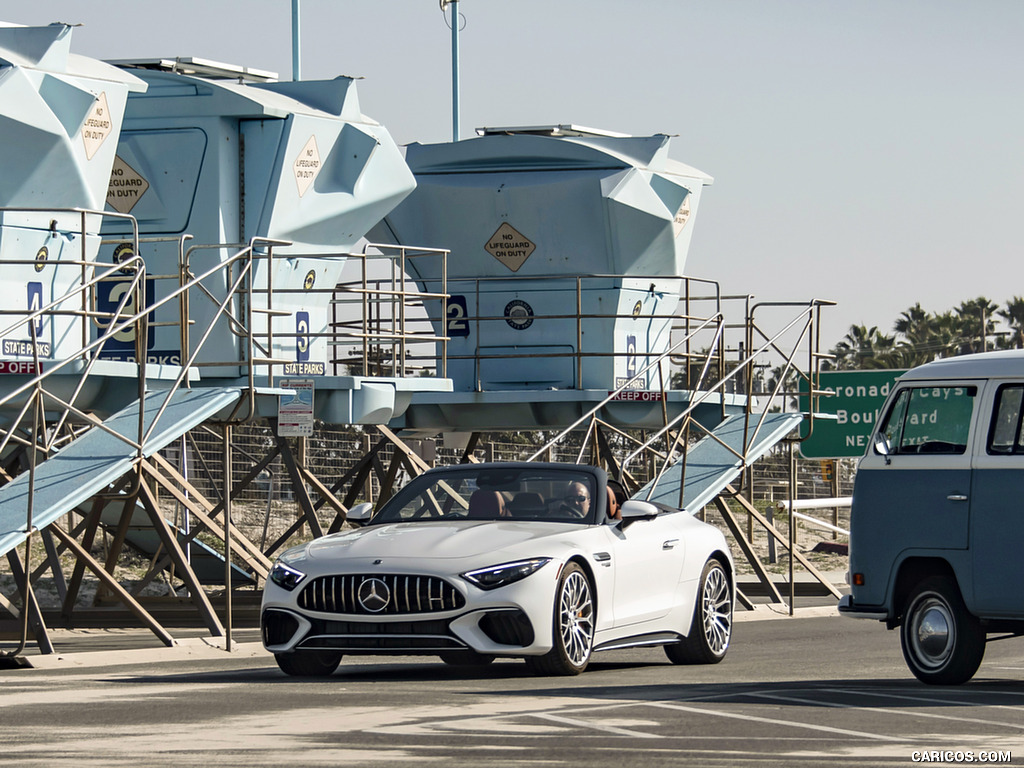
left=0, top=388, right=240, bottom=558
left=638, top=412, right=803, bottom=512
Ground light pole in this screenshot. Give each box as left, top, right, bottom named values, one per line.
left=292, top=0, right=301, bottom=81
left=442, top=0, right=461, bottom=141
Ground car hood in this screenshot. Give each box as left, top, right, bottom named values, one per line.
left=302, top=520, right=584, bottom=562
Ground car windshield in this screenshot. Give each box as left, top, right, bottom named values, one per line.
left=369, top=466, right=598, bottom=525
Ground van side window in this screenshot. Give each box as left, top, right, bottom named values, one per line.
left=988, top=385, right=1024, bottom=454
left=877, top=386, right=976, bottom=455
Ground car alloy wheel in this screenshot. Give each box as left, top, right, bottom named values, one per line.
left=700, top=561, right=732, bottom=655
left=559, top=567, right=594, bottom=667
left=666, top=558, right=732, bottom=665
left=526, top=562, right=594, bottom=676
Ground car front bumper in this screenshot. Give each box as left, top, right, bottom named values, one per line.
left=261, top=562, right=564, bottom=657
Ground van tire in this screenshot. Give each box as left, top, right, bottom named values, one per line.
left=900, top=576, right=984, bottom=685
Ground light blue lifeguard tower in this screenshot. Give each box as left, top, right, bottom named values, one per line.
left=0, top=27, right=453, bottom=655
left=369, top=125, right=747, bottom=434
left=0, top=22, right=147, bottom=404
left=98, top=59, right=421, bottom=383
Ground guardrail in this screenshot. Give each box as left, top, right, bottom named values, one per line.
left=361, top=271, right=730, bottom=392
left=514, top=292, right=834, bottom=509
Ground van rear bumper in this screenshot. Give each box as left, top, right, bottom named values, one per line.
left=838, top=595, right=888, bottom=620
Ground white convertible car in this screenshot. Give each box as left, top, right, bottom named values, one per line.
left=261, top=462, right=734, bottom=676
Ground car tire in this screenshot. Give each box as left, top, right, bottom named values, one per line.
left=900, top=575, right=985, bottom=685
left=439, top=650, right=496, bottom=666
left=525, top=562, right=594, bottom=676
left=665, top=558, right=732, bottom=665
left=274, top=650, right=343, bottom=677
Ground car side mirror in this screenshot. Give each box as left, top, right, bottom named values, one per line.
left=347, top=502, right=374, bottom=524
left=873, top=432, right=892, bottom=465
left=619, top=500, right=660, bottom=524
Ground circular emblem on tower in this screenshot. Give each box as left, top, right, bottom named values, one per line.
left=34, top=246, right=48, bottom=273
left=113, top=242, right=137, bottom=274
left=504, top=299, right=534, bottom=330
left=357, top=577, right=391, bottom=613
left=304, top=270, right=316, bottom=290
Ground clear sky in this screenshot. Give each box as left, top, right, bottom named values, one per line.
left=8, top=1, right=1024, bottom=349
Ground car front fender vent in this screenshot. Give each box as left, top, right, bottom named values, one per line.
left=297, top=574, right=466, bottom=615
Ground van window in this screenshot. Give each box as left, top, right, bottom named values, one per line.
left=988, top=384, right=1024, bottom=454
left=877, top=386, right=976, bottom=455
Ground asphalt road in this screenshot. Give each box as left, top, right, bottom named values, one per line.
left=3, top=611, right=1024, bottom=767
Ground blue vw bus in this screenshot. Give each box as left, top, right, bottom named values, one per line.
left=840, top=350, right=1024, bottom=684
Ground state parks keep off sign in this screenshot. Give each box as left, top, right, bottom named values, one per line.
left=799, top=369, right=906, bottom=459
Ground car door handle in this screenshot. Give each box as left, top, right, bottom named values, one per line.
left=947, top=494, right=968, bottom=502
left=663, top=539, right=679, bottom=550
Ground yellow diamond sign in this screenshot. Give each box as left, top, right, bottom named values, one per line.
left=294, top=135, right=321, bottom=197
left=485, top=223, right=535, bottom=272
left=82, top=92, right=113, bottom=161
left=106, top=155, right=150, bottom=214
left=673, top=194, right=692, bottom=237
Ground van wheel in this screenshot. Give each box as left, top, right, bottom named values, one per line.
left=900, top=576, right=984, bottom=685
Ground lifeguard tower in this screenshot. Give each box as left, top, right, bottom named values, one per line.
left=0, top=23, right=148, bottom=416
left=97, top=59, right=416, bottom=380
left=368, top=125, right=743, bottom=433
left=0, top=28, right=452, bottom=656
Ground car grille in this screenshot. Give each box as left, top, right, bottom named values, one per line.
left=297, top=617, right=464, bottom=652
left=297, top=574, right=465, bottom=615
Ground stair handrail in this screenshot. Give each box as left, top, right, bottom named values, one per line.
left=622, top=299, right=835, bottom=505
left=525, top=312, right=725, bottom=462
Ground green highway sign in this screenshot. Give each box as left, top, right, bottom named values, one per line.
left=799, top=369, right=906, bottom=459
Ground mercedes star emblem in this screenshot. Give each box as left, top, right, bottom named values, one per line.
left=357, top=577, right=391, bottom=613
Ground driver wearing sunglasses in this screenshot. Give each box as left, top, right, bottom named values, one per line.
left=558, top=481, right=591, bottom=519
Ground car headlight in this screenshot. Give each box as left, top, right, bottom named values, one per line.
left=462, top=558, right=552, bottom=590
left=269, top=561, right=307, bottom=591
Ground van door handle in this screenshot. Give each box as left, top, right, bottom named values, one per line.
left=947, top=494, right=968, bottom=502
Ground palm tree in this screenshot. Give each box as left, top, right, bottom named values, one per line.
left=891, top=303, right=936, bottom=367
left=954, top=297, right=999, bottom=355
left=887, top=303, right=965, bottom=366
left=998, top=296, right=1024, bottom=349
left=894, top=303, right=929, bottom=340
left=829, top=324, right=897, bottom=369
left=928, top=311, right=961, bottom=360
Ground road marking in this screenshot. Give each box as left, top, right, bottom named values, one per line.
left=749, top=690, right=1024, bottom=733
left=832, top=688, right=1024, bottom=728
left=647, top=700, right=905, bottom=742
left=531, top=711, right=662, bottom=739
